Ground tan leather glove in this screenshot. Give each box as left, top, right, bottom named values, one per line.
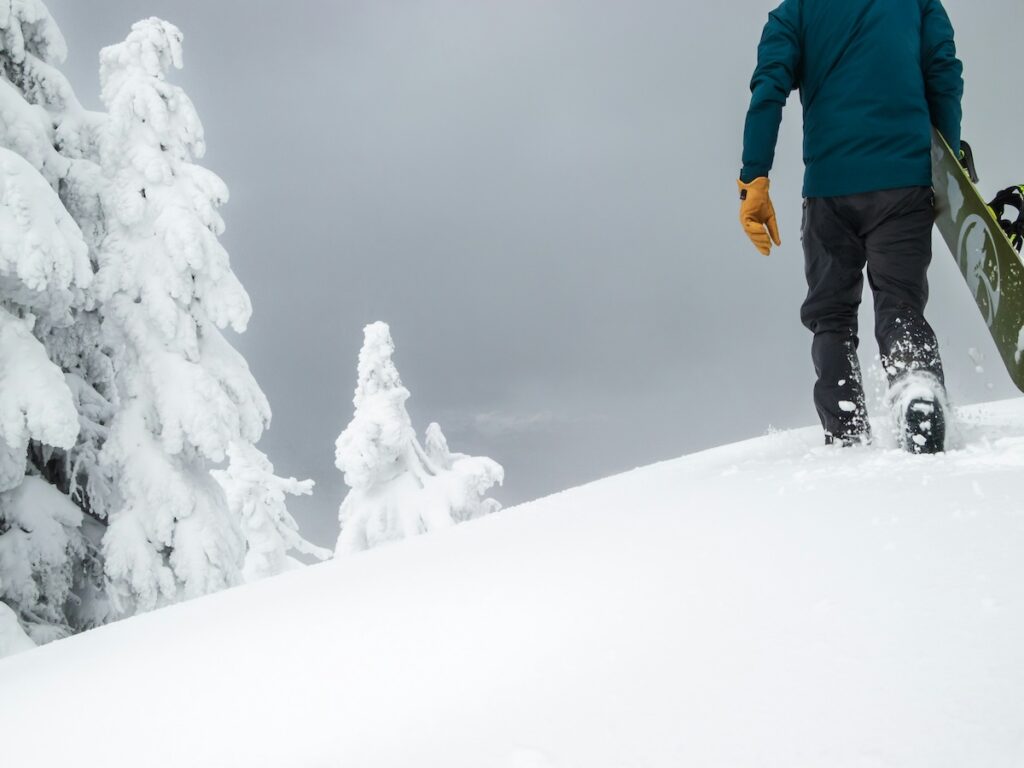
left=738, top=177, right=782, bottom=256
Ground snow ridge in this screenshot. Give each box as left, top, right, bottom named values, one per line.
left=4, top=398, right=1024, bottom=768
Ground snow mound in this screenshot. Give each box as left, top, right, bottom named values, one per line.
left=3, top=399, right=1024, bottom=767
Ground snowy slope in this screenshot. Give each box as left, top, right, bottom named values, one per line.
left=3, top=399, right=1024, bottom=767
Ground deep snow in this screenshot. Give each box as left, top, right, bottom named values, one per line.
left=3, top=399, right=1024, bottom=767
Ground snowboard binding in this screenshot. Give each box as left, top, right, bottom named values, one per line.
left=958, top=140, right=979, bottom=183
left=987, top=185, right=1024, bottom=253
left=959, top=139, right=1024, bottom=254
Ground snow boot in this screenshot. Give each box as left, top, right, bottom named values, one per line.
left=824, top=431, right=871, bottom=448
left=888, top=373, right=947, bottom=454
left=901, top=396, right=946, bottom=454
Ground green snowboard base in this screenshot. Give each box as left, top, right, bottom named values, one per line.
left=931, top=127, right=1024, bottom=392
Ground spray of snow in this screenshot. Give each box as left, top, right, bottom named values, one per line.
left=334, top=322, right=504, bottom=555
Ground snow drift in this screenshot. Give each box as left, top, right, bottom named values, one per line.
left=2, top=399, right=1024, bottom=767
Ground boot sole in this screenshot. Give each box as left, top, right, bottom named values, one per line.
left=903, top=397, right=946, bottom=454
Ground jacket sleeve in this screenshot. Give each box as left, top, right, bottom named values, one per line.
left=740, top=0, right=801, bottom=182
left=921, top=0, right=963, bottom=152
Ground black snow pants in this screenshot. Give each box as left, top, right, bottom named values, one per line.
left=800, top=185, right=945, bottom=440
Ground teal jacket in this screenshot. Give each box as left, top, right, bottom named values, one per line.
left=740, top=0, right=964, bottom=198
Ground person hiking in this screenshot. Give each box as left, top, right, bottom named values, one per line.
left=737, top=0, right=964, bottom=453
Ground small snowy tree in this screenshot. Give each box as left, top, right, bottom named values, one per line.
left=94, top=18, right=271, bottom=613
left=213, top=442, right=330, bottom=582
left=334, top=322, right=504, bottom=555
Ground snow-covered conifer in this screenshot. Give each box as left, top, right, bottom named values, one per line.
left=0, top=0, right=73, bottom=183
left=0, top=116, right=93, bottom=636
left=0, top=0, right=123, bottom=636
left=93, top=18, right=270, bottom=613
left=213, top=442, right=330, bottom=583
left=335, top=322, right=504, bottom=555
left=0, top=0, right=118, bottom=535
left=0, top=6, right=310, bottom=635
left=421, top=421, right=503, bottom=522
left=0, top=141, right=92, bottom=496
left=0, top=477, right=84, bottom=643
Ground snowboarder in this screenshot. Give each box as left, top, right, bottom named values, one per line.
left=737, top=0, right=964, bottom=453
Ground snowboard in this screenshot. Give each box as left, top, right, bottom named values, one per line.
left=931, top=127, right=1024, bottom=392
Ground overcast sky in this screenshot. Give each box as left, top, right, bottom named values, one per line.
left=45, top=0, right=1024, bottom=548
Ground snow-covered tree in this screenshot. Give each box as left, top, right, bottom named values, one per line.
left=93, top=18, right=271, bottom=614
left=0, top=5, right=91, bottom=491
left=335, top=322, right=504, bottom=555
left=0, top=5, right=319, bottom=640
left=0, top=0, right=127, bottom=633
left=0, top=476, right=85, bottom=643
left=43, top=112, right=116, bottom=537
left=0, top=0, right=114, bottom=537
left=0, top=152, right=88, bottom=486
left=213, top=442, right=330, bottom=583
left=0, top=0, right=97, bottom=639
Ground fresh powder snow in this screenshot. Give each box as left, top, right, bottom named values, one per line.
left=2, top=398, right=1024, bottom=767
